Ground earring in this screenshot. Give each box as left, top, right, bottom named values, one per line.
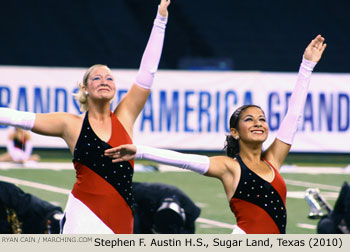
left=85, top=91, right=88, bottom=96
left=234, top=136, right=239, bottom=140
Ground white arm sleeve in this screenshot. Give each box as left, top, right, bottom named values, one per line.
left=6, top=140, right=17, bottom=159
left=0, top=108, right=36, bottom=130
left=135, top=145, right=210, bottom=175
left=6, top=140, right=25, bottom=162
left=23, top=140, right=33, bottom=160
left=135, top=9, right=167, bottom=89
left=276, top=57, right=317, bottom=145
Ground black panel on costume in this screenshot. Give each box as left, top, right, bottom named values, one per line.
left=73, top=112, right=134, bottom=209
left=233, top=155, right=287, bottom=234
left=13, top=138, right=25, bottom=149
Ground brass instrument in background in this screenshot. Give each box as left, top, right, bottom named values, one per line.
left=6, top=208, right=22, bottom=234
left=305, top=187, right=350, bottom=234
left=304, top=188, right=332, bottom=219
left=4, top=208, right=63, bottom=234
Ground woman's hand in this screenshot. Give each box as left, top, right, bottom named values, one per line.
left=303, top=34, right=327, bottom=63
left=104, top=144, right=137, bottom=163
left=158, top=0, right=171, bottom=17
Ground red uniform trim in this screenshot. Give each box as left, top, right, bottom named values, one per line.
left=230, top=158, right=287, bottom=234
left=108, top=112, right=134, bottom=167
left=72, top=162, right=133, bottom=234
left=230, top=199, right=280, bottom=234
left=263, top=159, right=287, bottom=204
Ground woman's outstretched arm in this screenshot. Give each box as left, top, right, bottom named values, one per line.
left=115, top=0, right=171, bottom=135
left=264, top=34, right=327, bottom=170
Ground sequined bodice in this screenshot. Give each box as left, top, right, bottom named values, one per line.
left=72, top=112, right=134, bottom=209
left=230, top=155, right=287, bottom=234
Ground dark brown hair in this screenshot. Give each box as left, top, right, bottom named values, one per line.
left=224, top=105, right=264, bottom=158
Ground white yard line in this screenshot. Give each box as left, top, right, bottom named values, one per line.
left=1, top=162, right=350, bottom=174
left=0, top=162, right=74, bottom=170
left=284, top=179, right=341, bottom=191
left=1, top=163, right=344, bottom=231
left=287, top=191, right=339, bottom=199
left=280, top=165, right=350, bottom=174
left=296, top=223, right=317, bottom=230
left=196, top=218, right=235, bottom=229
left=0, top=175, right=334, bottom=231
left=0, top=175, right=235, bottom=230
left=0, top=175, right=71, bottom=195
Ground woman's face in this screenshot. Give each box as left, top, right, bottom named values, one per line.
left=15, top=128, right=25, bottom=138
left=86, top=66, right=116, bottom=102
left=233, top=106, right=269, bottom=143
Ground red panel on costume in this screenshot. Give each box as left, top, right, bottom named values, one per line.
left=108, top=112, right=134, bottom=167
left=67, top=111, right=135, bottom=234
left=265, top=159, right=287, bottom=204
left=72, top=162, right=133, bottom=234
left=230, top=155, right=287, bottom=233
left=230, top=199, right=280, bottom=234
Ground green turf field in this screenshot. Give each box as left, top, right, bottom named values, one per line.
left=4, top=148, right=350, bottom=166
left=0, top=161, right=348, bottom=234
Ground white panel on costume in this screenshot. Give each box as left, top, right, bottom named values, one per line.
left=62, top=193, right=113, bottom=234
left=231, top=225, right=246, bottom=234
left=9, top=148, right=26, bottom=162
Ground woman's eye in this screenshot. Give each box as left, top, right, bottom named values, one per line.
left=107, top=77, right=113, bottom=81
left=244, top=118, right=253, bottom=121
left=92, top=77, right=101, bottom=81
left=260, top=118, right=266, bottom=122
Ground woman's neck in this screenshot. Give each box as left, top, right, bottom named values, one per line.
left=238, top=143, right=263, bottom=163
left=87, top=103, right=111, bottom=121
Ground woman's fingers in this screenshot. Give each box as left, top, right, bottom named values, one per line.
left=104, top=147, right=121, bottom=156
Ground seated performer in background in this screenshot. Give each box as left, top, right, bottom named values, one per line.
left=132, top=182, right=201, bottom=234
left=0, top=128, right=40, bottom=163
left=0, top=181, right=63, bottom=234
left=317, top=182, right=350, bottom=234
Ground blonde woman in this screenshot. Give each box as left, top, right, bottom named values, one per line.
left=0, top=0, right=171, bottom=234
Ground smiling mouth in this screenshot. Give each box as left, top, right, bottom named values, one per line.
left=98, top=88, right=110, bottom=92
left=251, top=130, right=264, bottom=134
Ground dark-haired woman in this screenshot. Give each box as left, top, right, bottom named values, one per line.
left=105, top=35, right=327, bottom=234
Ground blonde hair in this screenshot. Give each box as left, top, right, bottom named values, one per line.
left=74, top=64, right=110, bottom=112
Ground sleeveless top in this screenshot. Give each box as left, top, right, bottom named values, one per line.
left=229, top=155, right=287, bottom=234
left=13, top=138, right=25, bottom=150
left=71, top=111, right=134, bottom=233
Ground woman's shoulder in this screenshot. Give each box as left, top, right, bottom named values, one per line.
left=8, top=132, right=16, bottom=140
left=43, top=112, right=84, bottom=131
left=64, top=113, right=85, bottom=128
left=51, top=112, right=84, bottom=121
left=210, top=155, right=240, bottom=170
left=208, top=155, right=241, bottom=187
